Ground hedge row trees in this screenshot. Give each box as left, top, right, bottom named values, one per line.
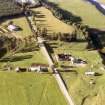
left=41, top=0, right=89, bottom=42
left=0, top=35, right=15, bottom=58
left=21, top=35, right=39, bottom=53
left=44, top=32, right=76, bottom=42
left=0, top=34, right=25, bottom=58
left=0, top=0, right=23, bottom=18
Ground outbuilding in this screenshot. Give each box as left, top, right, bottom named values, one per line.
left=85, top=71, right=95, bottom=76
left=8, top=24, right=21, bottom=32
left=29, top=63, right=49, bottom=72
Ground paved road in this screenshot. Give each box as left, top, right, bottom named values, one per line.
left=27, top=14, right=75, bottom=105
left=37, top=37, right=74, bottom=105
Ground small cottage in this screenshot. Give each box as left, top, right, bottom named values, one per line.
left=29, top=63, right=49, bottom=72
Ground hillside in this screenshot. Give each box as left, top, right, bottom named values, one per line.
left=48, top=0, right=105, bottom=28
left=32, top=7, right=74, bottom=34
left=0, top=0, right=22, bottom=17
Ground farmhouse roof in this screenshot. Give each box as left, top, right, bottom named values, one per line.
left=31, top=63, right=49, bottom=67
left=8, top=24, right=17, bottom=31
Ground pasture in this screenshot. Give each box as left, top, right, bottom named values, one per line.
left=0, top=50, right=48, bottom=70
left=48, top=0, right=105, bottom=28
left=32, top=7, right=74, bottom=35
left=49, top=40, right=105, bottom=105
left=0, top=1, right=105, bottom=105
left=98, top=0, right=105, bottom=4
left=0, top=16, right=33, bottom=38
left=0, top=72, right=67, bottom=105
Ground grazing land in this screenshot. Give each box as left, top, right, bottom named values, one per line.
left=48, top=40, right=105, bottom=105
left=0, top=0, right=105, bottom=105
left=0, top=50, right=48, bottom=69
left=98, top=0, right=105, bottom=4
left=32, top=7, right=74, bottom=35
left=0, top=72, right=67, bottom=105
left=1, top=16, right=33, bottom=38
left=45, top=0, right=105, bottom=105
left=48, top=0, right=105, bottom=28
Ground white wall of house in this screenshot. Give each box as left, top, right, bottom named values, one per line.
left=15, top=0, right=37, bottom=5
left=29, top=66, right=41, bottom=72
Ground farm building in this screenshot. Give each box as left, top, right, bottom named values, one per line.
left=7, top=24, right=21, bottom=31
left=15, top=0, right=40, bottom=5
left=85, top=71, right=95, bottom=76
left=29, top=63, right=49, bottom=72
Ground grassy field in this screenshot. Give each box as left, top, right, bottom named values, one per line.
left=48, top=0, right=105, bottom=29
left=49, top=40, right=105, bottom=105
left=61, top=70, right=105, bottom=105
left=0, top=72, right=67, bottom=105
left=30, top=5, right=105, bottom=105
left=50, top=40, right=103, bottom=70
left=32, top=7, right=74, bottom=35
left=98, top=0, right=105, bottom=4
left=43, top=1, right=105, bottom=104
left=1, top=16, right=33, bottom=38
left=0, top=50, right=48, bottom=70
left=0, top=1, right=105, bottom=105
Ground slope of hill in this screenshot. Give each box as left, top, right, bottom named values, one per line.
left=0, top=0, right=23, bottom=17
left=48, top=0, right=105, bottom=28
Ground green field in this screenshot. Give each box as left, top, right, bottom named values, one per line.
left=0, top=50, right=48, bottom=70
left=50, top=40, right=103, bottom=70
left=0, top=72, right=67, bottom=105
left=48, top=0, right=105, bottom=28
left=49, top=40, right=105, bottom=105
left=98, top=0, right=105, bottom=4
left=32, top=7, right=74, bottom=35
left=0, top=0, right=105, bottom=105
left=1, top=16, right=33, bottom=38
left=61, top=70, right=105, bottom=105
left=31, top=5, right=105, bottom=105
